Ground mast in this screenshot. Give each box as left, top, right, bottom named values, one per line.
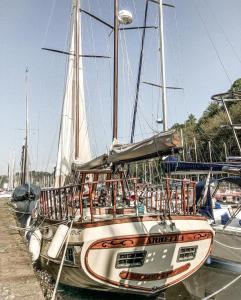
left=180, top=128, right=185, bottom=161
left=113, top=0, right=119, bottom=141
left=130, top=1, right=149, bottom=143
left=7, top=163, right=9, bottom=190
left=74, top=0, right=80, bottom=159
left=159, top=0, right=168, bottom=131
left=22, top=68, right=29, bottom=185
left=193, top=136, right=198, bottom=162
left=55, top=0, right=91, bottom=187
left=208, top=140, right=212, bottom=163
left=223, top=142, right=228, bottom=161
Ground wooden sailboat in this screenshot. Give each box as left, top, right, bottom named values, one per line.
left=37, top=0, right=214, bottom=295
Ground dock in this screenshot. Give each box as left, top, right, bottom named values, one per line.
left=0, top=198, right=45, bottom=300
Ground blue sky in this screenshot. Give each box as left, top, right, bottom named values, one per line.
left=0, top=0, right=241, bottom=175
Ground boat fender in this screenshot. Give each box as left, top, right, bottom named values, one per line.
left=24, top=215, right=32, bottom=240
left=47, top=224, right=69, bottom=259
left=31, top=207, right=38, bottom=219
left=29, top=229, right=42, bottom=262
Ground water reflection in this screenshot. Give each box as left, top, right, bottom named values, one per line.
left=59, top=261, right=241, bottom=300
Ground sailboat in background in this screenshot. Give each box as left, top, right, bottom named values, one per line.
left=11, top=69, right=40, bottom=222
left=0, top=160, right=14, bottom=199
left=36, top=0, right=214, bottom=295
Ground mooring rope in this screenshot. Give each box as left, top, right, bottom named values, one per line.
left=214, top=239, right=241, bottom=250
left=202, top=273, right=241, bottom=300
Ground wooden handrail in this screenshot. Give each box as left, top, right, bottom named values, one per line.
left=40, top=177, right=197, bottom=222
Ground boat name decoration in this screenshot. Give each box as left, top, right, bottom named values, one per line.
left=91, top=231, right=213, bottom=249
left=119, top=263, right=191, bottom=281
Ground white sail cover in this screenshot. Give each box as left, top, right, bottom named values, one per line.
left=55, top=0, right=91, bottom=187
left=109, top=130, right=181, bottom=164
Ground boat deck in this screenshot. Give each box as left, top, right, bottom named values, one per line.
left=0, top=198, right=45, bottom=300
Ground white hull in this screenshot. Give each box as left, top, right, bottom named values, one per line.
left=211, top=206, right=241, bottom=264
left=40, top=215, right=213, bottom=295
left=0, top=191, right=12, bottom=199
left=212, top=225, right=241, bottom=264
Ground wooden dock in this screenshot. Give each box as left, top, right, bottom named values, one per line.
left=0, top=198, right=45, bottom=300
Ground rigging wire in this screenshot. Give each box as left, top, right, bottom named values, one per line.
left=41, top=0, right=57, bottom=48
left=193, top=0, right=232, bottom=84
left=204, top=0, right=241, bottom=67
left=43, top=1, right=73, bottom=173
left=86, top=0, right=110, bottom=153
left=136, top=4, right=159, bottom=138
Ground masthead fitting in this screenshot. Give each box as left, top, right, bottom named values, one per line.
left=118, top=10, right=133, bottom=25
left=156, top=118, right=163, bottom=124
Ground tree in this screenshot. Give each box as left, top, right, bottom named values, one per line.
left=230, top=78, right=241, bottom=92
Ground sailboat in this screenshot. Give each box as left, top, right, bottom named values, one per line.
left=198, top=88, right=241, bottom=266
left=0, top=157, right=15, bottom=199
left=11, top=69, right=40, bottom=223
left=37, top=0, right=214, bottom=295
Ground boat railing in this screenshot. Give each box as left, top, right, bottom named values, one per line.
left=39, top=177, right=197, bottom=222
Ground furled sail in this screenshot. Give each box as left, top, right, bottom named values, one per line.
left=109, top=130, right=181, bottom=164
left=73, top=154, right=109, bottom=171
left=55, top=0, right=91, bottom=187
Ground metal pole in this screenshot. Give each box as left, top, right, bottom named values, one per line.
left=23, top=68, right=29, bottom=185
left=208, top=140, right=212, bottom=163
left=159, top=0, right=168, bottom=131
left=149, top=161, right=152, bottom=184
left=130, top=1, right=149, bottom=143
left=223, top=142, right=228, bottom=161
left=193, top=136, right=198, bottom=162
left=221, top=97, right=241, bottom=155
left=113, top=0, right=119, bottom=141
left=75, top=0, right=80, bottom=159
left=180, top=129, right=185, bottom=161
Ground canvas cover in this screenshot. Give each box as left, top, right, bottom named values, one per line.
left=12, top=183, right=40, bottom=202
left=109, top=130, right=181, bottom=164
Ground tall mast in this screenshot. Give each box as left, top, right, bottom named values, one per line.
left=113, top=0, right=119, bottom=141
left=22, top=68, right=29, bottom=185
left=74, top=0, right=80, bottom=159
left=159, top=0, right=167, bottom=131
left=208, top=140, right=212, bottom=163
left=193, top=136, right=198, bottom=162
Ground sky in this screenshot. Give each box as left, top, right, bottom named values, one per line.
left=0, top=0, right=241, bottom=175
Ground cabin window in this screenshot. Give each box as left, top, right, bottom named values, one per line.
left=64, top=246, right=75, bottom=264
left=116, top=251, right=146, bottom=268
left=177, top=246, right=198, bottom=262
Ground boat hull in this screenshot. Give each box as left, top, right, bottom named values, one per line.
left=211, top=227, right=241, bottom=264
left=40, top=216, right=213, bottom=295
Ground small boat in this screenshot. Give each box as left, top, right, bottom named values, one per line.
left=0, top=190, right=12, bottom=199
left=207, top=175, right=241, bottom=265
left=11, top=70, right=40, bottom=225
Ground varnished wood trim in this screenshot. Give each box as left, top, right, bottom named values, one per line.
left=119, top=263, right=190, bottom=281
left=90, top=231, right=213, bottom=249
left=39, top=214, right=208, bottom=229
